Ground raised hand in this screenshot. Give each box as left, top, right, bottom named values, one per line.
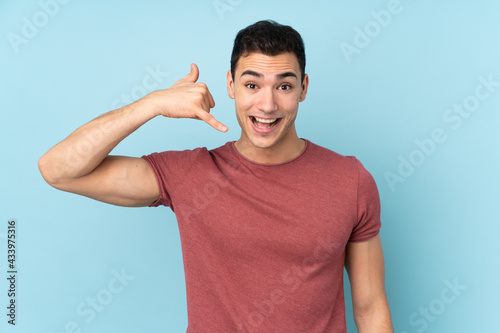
left=143, top=63, right=228, bottom=132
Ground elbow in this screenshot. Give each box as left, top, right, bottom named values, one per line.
left=353, top=296, right=386, bottom=317
left=38, top=153, right=62, bottom=187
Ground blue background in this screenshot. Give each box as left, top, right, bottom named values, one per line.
left=1, top=0, right=499, bottom=332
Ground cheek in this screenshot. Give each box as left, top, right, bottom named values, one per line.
left=234, top=100, right=249, bottom=124
left=279, top=97, right=300, bottom=114
left=235, top=94, right=253, bottom=112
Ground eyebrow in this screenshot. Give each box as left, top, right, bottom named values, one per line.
left=240, top=70, right=298, bottom=80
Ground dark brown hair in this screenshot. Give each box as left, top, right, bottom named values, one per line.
left=230, top=20, right=306, bottom=82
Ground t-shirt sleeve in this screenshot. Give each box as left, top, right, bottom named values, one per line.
left=141, top=148, right=208, bottom=210
left=348, top=159, right=382, bottom=242
left=141, top=152, right=174, bottom=208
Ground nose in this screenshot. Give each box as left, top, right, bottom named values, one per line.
left=257, top=88, right=278, bottom=113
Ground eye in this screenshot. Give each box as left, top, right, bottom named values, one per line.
left=246, top=83, right=257, bottom=89
left=279, top=84, right=292, bottom=91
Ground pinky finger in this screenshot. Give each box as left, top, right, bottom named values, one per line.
left=197, top=110, right=228, bottom=133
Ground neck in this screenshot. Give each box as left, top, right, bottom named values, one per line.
left=234, top=131, right=306, bottom=164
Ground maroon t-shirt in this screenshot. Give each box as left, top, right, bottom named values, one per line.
left=142, top=140, right=381, bottom=332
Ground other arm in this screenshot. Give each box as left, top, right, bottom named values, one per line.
left=345, top=234, right=394, bottom=333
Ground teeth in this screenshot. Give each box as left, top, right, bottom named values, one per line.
left=254, top=117, right=278, bottom=123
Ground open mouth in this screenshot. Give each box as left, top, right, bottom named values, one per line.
left=250, top=116, right=281, bottom=129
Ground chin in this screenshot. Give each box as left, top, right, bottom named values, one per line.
left=247, top=134, right=283, bottom=150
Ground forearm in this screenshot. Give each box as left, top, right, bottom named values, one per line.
left=354, top=298, right=394, bottom=333
left=38, top=99, right=157, bottom=184
left=346, top=236, right=393, bottom=333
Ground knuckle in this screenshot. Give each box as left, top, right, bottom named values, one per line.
left=196, top=83, right=208, bottom=92
left=193, top=95, right=204, bottom=104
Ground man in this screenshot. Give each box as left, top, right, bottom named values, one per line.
left=39, top=20, right=393, bottom=332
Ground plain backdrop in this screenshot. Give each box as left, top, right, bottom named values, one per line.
left=1, top=0, right=499, bottom=332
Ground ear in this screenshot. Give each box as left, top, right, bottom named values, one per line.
left=226, top=70, right=235, bottom=99
left=299, top=73, right=309, bottom=102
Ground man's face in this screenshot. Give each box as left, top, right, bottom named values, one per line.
left=226, top=52, right=309, bottom=153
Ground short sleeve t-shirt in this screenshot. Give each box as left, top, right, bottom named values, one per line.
left=142, top=139, right=381, bottom=332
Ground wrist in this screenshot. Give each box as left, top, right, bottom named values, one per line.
left=131, top=94, right=162, bottom=120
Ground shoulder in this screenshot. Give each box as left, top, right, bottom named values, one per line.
left=304, top=140, right=378, bottom=189
left=305, top=140, right=360, bottom=172
left=142, top=142, right=233, bottom=169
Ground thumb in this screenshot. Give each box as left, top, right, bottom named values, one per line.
left=178, top=63, right=199, bottom=83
